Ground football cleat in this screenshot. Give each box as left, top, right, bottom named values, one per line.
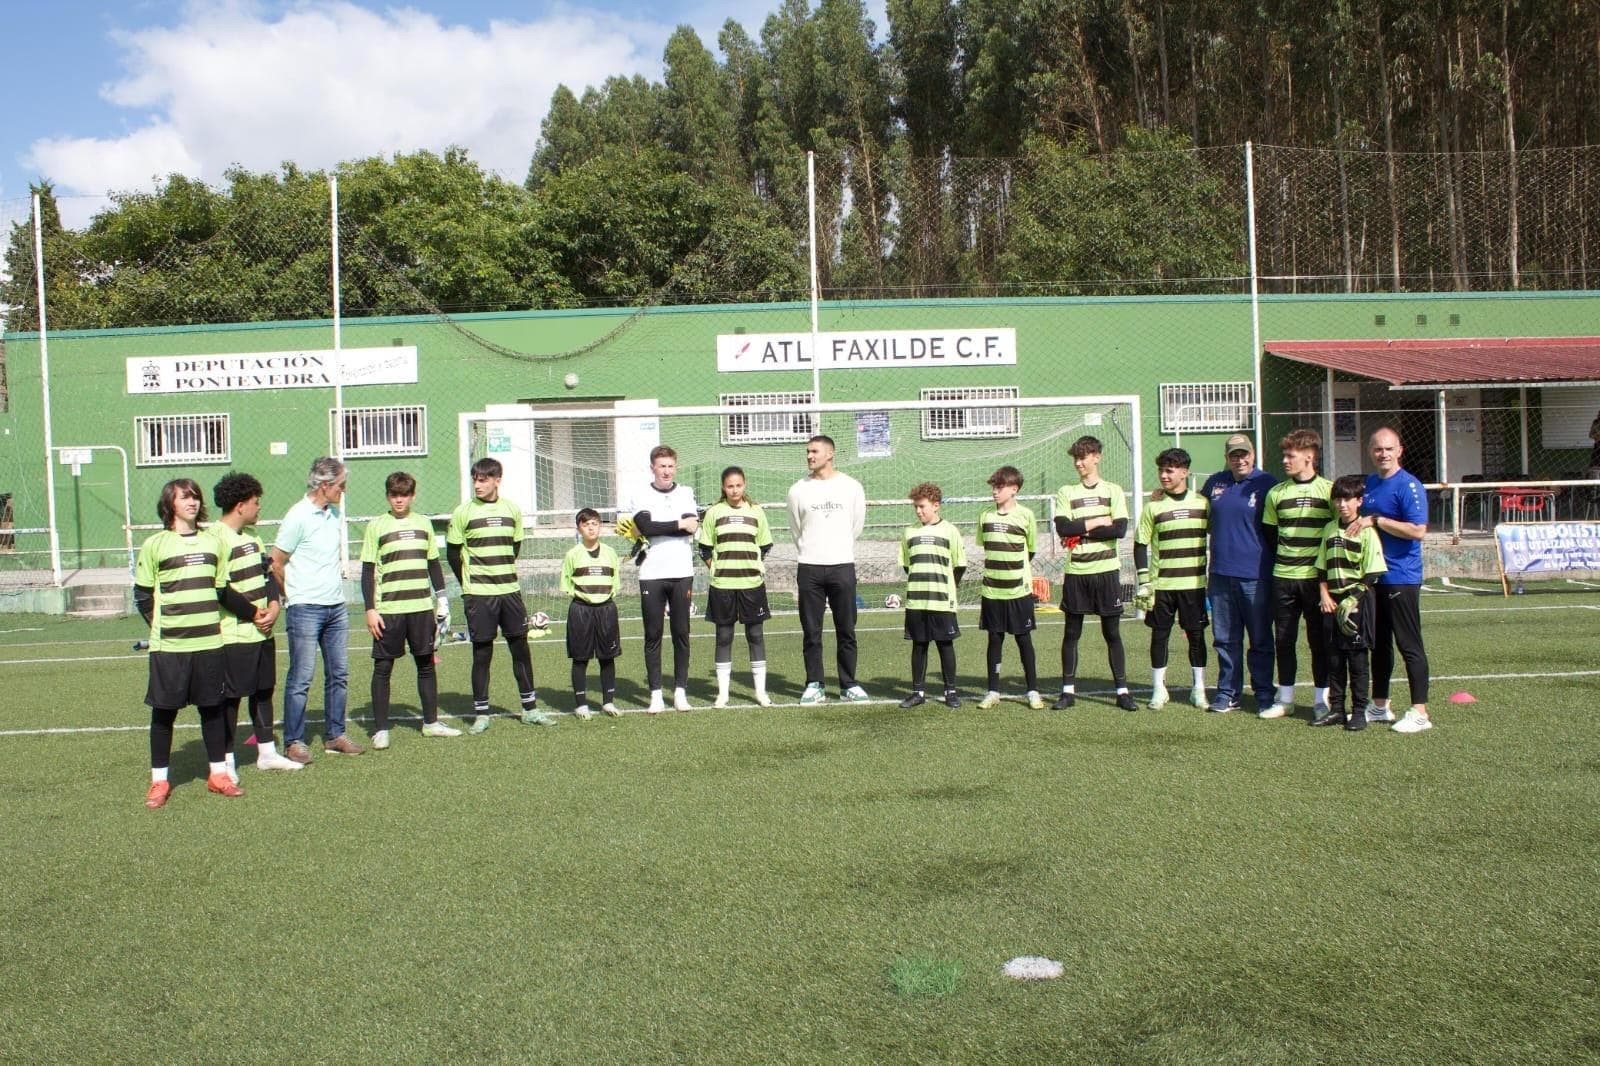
left=421, top=720, right=462, bottom=738
left=207, top=773, right=244, bottom=798
left=145, top=780, right=172, bottom=809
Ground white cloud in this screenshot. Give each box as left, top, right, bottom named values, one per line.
left=24, top=0, right=667, bottom=216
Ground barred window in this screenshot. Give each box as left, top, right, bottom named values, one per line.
left=135, top=414, right=230, bottom=466
left=332, top=405, right=427, bottom=457
left=1160, top=382, right=1255, bottom=433
left=719, top=392, right=818, bottom=445
left=920, top=386, right=1020, bottom=440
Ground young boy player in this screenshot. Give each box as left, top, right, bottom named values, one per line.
left=560, top=508, right=623, bottom=719
left=976, top=466, right=1043, bottom=710
left=1053, top=436, right=1136, bottom=711
left=1313, top=475, right=1388, bottom=730
left=898, top=483, right=967, bottom=709
left=1133, top=448, right=1211, bottom=710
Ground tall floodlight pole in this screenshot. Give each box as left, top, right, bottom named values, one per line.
left=32, top=192, right=63, bottom=586
left=330, top=175, right=348, bottom=568
left=1245, top=142, right=1264, bottom=456
left=807, top=151, right=822, bottom=414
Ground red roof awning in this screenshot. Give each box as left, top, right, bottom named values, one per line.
left=1264, top=337, right=1600, bottom=388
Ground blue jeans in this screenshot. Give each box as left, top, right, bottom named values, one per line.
left=283, top=603, right=349, bottom=744
left=1209, top=575, right=1274, bottom=706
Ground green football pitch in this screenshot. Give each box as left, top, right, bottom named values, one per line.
left=2, top=581, right=1597, bottom=1062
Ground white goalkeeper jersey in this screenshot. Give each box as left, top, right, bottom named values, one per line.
left=623, top=480, right=697, bottom=580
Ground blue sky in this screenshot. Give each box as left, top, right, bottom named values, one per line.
left=3, top=0, right=864, bottom=231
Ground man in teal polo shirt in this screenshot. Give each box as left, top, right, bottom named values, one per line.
left=270, top=457, right=363, bottom=762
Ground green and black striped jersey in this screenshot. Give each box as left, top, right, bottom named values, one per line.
left=1054, top=479, right=1128, bottom=577
left=362, top=512, right=439, bottom=614
left=446, top=497, right=523, bottom=596
left=1135, top=490, right=1210, bottom=591
left=134, top=529, right=227, bottom=653
left=1265, top=476, right=1333, bottom=580
left=900, top=518, right=966, bottom=613
left=209, top=522, right=270, bottom=645
left=1315, top=521, right=1387, bottom=599
left=698, top=501, right=772, bottom=591
left=561, top=542, right=621, bottom=604
left=976, top=504, right=1036, bottom=600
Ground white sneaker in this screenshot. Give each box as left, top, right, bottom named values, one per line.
left=842, top=685, right=871, bottom=703
left=421, top=720, right=462, bottom=738
left=713, top=693, right=730, bottom=709
left=1190, top=686, right=1208, bottom=709
left=601, top=703, right=622, bottom=717
left=371, top=730, right=390, bottom=751
left=646, top=692, right=666, bottom=716
left=799, top=683, right=827, bottom=705
left=574, top=706, right=595, bottom=721
left=470, top=715, right=492, bottom=734
left=1258, top=702, right=1290, bottom=720
left=754, top=692, right=772, bottom=707
left=1391, top=708, right=1434, bottom=734
left=1366, top=704, right=1397, bottom=723
left=673, top=689, right=693, bottom=712
left=256, top=749, right=303, bottom=771
left=1147, top=684, right=1170, bottom=710
left=978, top=692, right=1002, bottom=710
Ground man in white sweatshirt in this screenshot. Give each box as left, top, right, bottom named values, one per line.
left=787, top=435, right=869, bottom=704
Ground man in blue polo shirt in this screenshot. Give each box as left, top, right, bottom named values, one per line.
left=1350, top=426, right=1432, bottom=733
left=1200, top=433, right=1278, bottom=713
left=270, top=457, right=363, bottom=762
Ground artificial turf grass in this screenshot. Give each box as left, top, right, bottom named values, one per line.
left=3, top=595, right=1600, bottom=1061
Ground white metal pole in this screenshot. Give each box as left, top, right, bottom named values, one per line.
left=329, top=175, right=348, bottom=568
left=1324, top=368, right=1337, bottom=476
left=1437, top=389, right=1449, bottom=486
left=1244, top=142, right=1264, bottom=456
left=807, top=151, right=822, bottom=411
left=1517, top=386, right=1529, bottom=475
left=31, top=192, right=63, bottom=586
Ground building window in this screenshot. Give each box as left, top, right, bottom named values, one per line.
left=719, top=392, right=818, bottom=446
left=135, top=414, right=230, bottom=466
left=920, top=386, right=1020, bottom=440
left=332, top=405, right=427, bottom=457
left=1159, top=382, right=1255, bottom=433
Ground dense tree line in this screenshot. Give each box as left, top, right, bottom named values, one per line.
left=6, top=0, right=1599, bottom=330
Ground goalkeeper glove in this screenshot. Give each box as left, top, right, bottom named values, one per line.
left=1132, top=571, right=1155, bottom=613
left=1060, top=534, right=1082, bottom=551
left=1335, top=595, right=1362, bottom=638
left=434, top=595, right=451, bottom=644
left=614, top=514, right=649, bottom=567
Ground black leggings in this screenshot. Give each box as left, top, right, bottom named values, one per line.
left=911, top=641, right=957, bottom=692
left=471, top=637, right=535, bottom=712
left=1061, top=614, right=1127, bottom=686
left=1273, top=578, right=1330, bottom=688
left=640, top=577, right=693, bottom=690
left=1372, top=584, right=1430, bottom=704
left=571, top=659, right=617, bottom=705
left=985, top=631, right=1038, bottom=691
left=714, top=622, right=767, bottom=664
left=372, top=654, right=439, bottom=730
left=1150, top=624, right=1207, bottom=670
left=151, top=705, right=226, bottom=769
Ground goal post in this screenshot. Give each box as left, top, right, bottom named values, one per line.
left=457, top=395, right=1143, bottom=610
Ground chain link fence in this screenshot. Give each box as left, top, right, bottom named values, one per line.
left=4, top=142, right=1600, bottom=589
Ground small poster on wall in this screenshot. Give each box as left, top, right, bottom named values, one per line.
left=856, top=411, right=891, bottom=458
left=1333, top=398, right=1358, bottom=442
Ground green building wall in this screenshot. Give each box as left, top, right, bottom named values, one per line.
left=2, top=288, right=1596, bottom=569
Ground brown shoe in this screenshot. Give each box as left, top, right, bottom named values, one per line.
left=324, top=734, right=366, bottom=756
left=285, top=741, right=313, bottom=765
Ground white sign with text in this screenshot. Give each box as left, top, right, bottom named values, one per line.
left=716, top=329, right=1016, bottom=372
left=126, top=346, right=418, bottom=395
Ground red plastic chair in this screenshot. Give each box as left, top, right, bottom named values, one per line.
left=1497, top=488, right=1552, bottom=522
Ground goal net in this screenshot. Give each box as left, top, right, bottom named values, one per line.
left=457, top=395, right=1143, bottom=612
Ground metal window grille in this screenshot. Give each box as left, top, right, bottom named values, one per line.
left=719, top=392, right=818, bottom=445
left=1159, top=382, right=1255, bottom=433
left=134, top=414, right=231, bottom=466
left=332, top=405, right=427, bottom=457
left=919, top=386, right=1020, bottom=440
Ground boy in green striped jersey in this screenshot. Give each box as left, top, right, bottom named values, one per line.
left=1133, top=448, right=1211, bottom=710
left=1312, top=475, right=1388, bottom=730
left=1261, top=429, right=1334, bottom=720
left=1052, top=436, right=1137, bottom=711
left=211, top=472, right=300, bottom=776
left=976, top=466, right=1043, bottom=709
left=898, top=483, right=967, bottom=708
left=447, top=458, right=552, bottom=731
left=135, top=479, right=259, bottom=807
left=362, top=471, right=459, bottom=748
left=560, top=509, right=622, bottom=719
left=698, top=466, right=774, bottom=708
